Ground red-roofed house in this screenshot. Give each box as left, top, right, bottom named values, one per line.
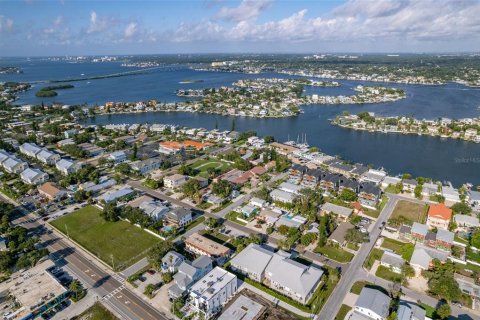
left=426, top=203, right=452, bottom=230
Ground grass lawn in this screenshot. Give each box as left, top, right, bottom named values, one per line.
left=388, top=200, right=427, bottom=225
left=335, top=304, right=352, bottom=320
left=375, top=265, right=403, bottom=282
left=381, top=237, right=406, bottom=254
left=350, top=281, right=372, bottom=294
left=74, top=302, right=117, bottom=320
left=225, top=211, right=248, bottom=226
left=51, top=206, right=160, bottom=271
left=316, top=245, right=353, bottom=263
left=420, top=303, right=435, bottom=318
left=364, top=248, right=384, bottom=270
left=190, top=159, right=231, bottom=178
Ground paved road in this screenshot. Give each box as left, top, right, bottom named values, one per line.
left=318, top=195, right=399, bottom=320
left=13, top=211, right=170, bottom=320
left=360, top=272, right=479, bottom=320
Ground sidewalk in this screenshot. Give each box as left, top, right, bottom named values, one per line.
left=238, top=281, right=313, bottom=318
left=52, top=291, right=96, bottom=320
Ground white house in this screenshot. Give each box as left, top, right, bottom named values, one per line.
left=130, top=158, right=162, bottom=175
left=164, top=174, right=188, bottom=189
left=20, top=168, right=48, bottom=185
left=161, top=251, right=185, bottom=273
left=36, top=149, right=60, bottom=165
left=19, top=142, right=42, bottom=158
left=353, top=287, right=391, bottom=320
left=108, top=151, right=127, bottom=164
left=187, top=267, right=237, bottom=319
left=2, top=157, right=28, bottom=173
left=55, top=159, right=78, bottom=176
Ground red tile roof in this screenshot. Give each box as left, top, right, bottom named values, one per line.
left=428, top=203, right=452, bottom=221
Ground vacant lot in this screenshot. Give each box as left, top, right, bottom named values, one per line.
left=191, top=159, right=231, bottom=177
left=315, top=245, right=353, bottom=263
left=51, top=205, right=160, bottom=270
left=388, top=200, right=427, bottom=226
left=75, top=302, right=117, bottom=320
left=381, top=237, right=406, bottom=254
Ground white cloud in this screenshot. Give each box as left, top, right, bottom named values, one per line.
left=87, top=11, right=115, bottom=34
left=124, top=22, right=138, bottom=38
left=216, top=0, right=272, bottom=22
left=174, top=0, right=480, bottom=44
left=0, top=16, right=14, bottom=33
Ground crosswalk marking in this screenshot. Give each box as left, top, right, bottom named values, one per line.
left=102, top=285, right=125, bottom=301
left=112, top=273, right=125, bottom=283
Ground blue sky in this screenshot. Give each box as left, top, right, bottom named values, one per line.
left=1, top=0, right=480, bottom=56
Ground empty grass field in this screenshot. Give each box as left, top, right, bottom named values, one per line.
left=50, top=205, right=160, bottom=271
left=381, top=237, right=406, bottom=254
left=388, top=200, right=427, bottom=226
left=191, top=159, right=231, bottom=177
left=315, top=245, right=353, bottom=263
left=375, top=265, right=403, bottom=282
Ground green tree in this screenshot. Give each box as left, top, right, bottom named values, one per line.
left=400, top=243, right=415, bottom=260
left=414, top=185, right=422, bottom=199
left=148, top=242, right=173, bottom=271
left=345, top=228, right=368, bottom=244
left=300, top=233, right=317, bottom=246
left=435, top=303, right=451, bottom=319
left=471, top=228, right=480, bottom=248
left=69, top=279, right=85, bottom=300
left=451, top=202, right=472, bottom=215
left=115, top=163, right=131, bottom=175
left=211, top=180, right=233, bottom=198
left=263, top=135, right=275, bottom=143
left=101, top=202, right=120, bottom=222
left=162, top=272, right=173, bottom=283
left=181, top=179, right=201, bottom=200
left=339, top=189, right=358, bottom=202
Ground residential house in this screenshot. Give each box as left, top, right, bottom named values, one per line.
left=422, top=182, right=439, bottom=197
left=169, top=256, right=213, bottom=298
left=469, top=191, right=480, bottom=212
left=358, top=182, right=382, bottom=208
left=161, top=251, right=185, bottom=273
left=352, top=287, right=391, bottom=320
left=270, top=189, right=296, bottom=204
left=97, top=187, right=134, bottom=204
left=108, top=151, right=127, bottom=164
left=338, top=178, right=360, bottom=194
left=164, top=174, right=188, bottom=189
left=402, top=179, right=418, bottom=193
left=300, top=168, right=323, bottom=188
left=328, top=222, right=354, bottom=247
left=249, top=197, right=266, bottom=208
left=187, top=267, right=237, bottom=319
left=55, top=159, right=79, bottom=175
left=328, top=161, right=354, bottom=177
left=36, top=149, right=60, bottom=165
left=256, top=209, right=282, bottom=227
left=436, top=229, right=455, bottom=250
left=380, top=251, right=404, bottom=274
left=185, top=233, right=231, bottom=262
left=166, top=208, right=192, bottom=227
left=320, top=202, right=353, bottom=222
left=2, top=157, right=28, bottom=173
left=455, top=273, right=480, bottom=302
left=20, top=168, right=48, bottom=185
left=79, top=177, right=116, bottom=194
left=410, top=244, right=448, bottom=276
left=130, top=158, right=162, bottom=175
left=37, top=182, right=64, bottom=201
left=127, top=195, right=170, bottom=221
left=442, top=186, right=461, bottom=204
left=230, top=244, right=324, bottom=305
left=454, top=214, right=480, bottom=233
left=396, top=301, right=426, bottom=320
left=158, top=141, right=185, bottom=155
left=319, top=173, right=342, bottom=192
left=361, top=169, right=387, bottom=185
left=426, top=203, right=452, bottom=230
left=381, top=176, right=401, bottom=189
left=19, top=142, right=41, bottom=158
left=278, top=182, right=302, bottom=194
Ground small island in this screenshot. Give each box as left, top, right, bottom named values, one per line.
left=332, top=112, right=480, bottom=143
left=35, top=84, right=74, bottom=97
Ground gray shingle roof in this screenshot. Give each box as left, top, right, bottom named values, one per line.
left=355, top=287, right=391, bottom=318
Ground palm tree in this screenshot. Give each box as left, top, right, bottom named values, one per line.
left=69, top=279, right=83, bottom=299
